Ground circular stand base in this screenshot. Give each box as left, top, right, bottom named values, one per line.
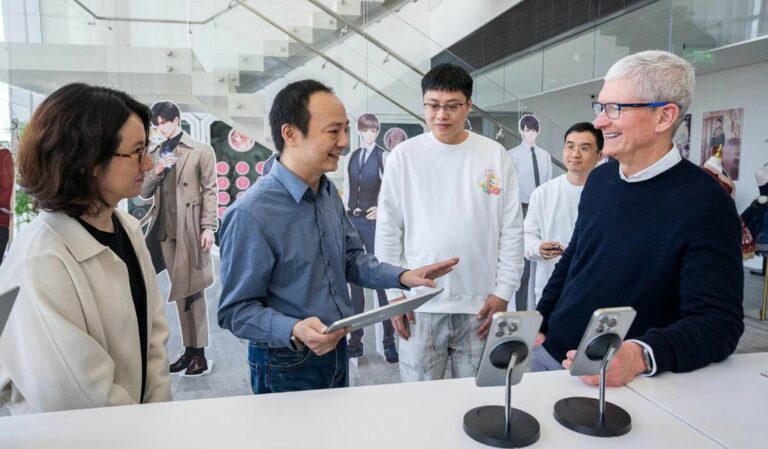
left=463, top=405, right=540, bottom=448
left=553, top=397, right=631, bottom=437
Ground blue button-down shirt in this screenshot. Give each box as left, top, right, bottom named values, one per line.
left=218, top=160, right=406, bottom=349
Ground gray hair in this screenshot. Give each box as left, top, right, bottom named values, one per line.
left=605, top=50, right=695, bottom=131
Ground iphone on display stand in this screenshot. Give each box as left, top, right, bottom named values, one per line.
left=554, top=306, right=638, bottom=438
left=475, top=311, right=542, bottom=387
left=463, top=311, right=542, bottom=448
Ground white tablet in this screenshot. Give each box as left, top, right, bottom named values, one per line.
left=324, top=287, right=443, bottom=334
left=0, top=286, right=20, bottom=336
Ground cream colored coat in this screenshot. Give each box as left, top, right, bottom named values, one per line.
left=141, top=132, right=217, bottom=301
left=0, top=209, right=171, bottom=415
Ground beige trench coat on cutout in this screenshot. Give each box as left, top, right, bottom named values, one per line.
left=141, top=132, right=218, bottom=302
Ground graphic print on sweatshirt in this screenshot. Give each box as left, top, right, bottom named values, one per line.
left=480, top=169, right=502, bottom=196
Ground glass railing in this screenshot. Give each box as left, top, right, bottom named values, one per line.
left=1, top=0, right=565, bottom=165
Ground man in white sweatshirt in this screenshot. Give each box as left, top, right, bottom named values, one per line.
left=375, top=63, right=524, bottom=381
left=524, top=122, right=603, bottom=310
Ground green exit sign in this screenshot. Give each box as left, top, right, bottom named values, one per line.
left=684, top=49, right=715, bottom=63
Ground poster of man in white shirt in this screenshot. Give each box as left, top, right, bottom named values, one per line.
left=507, top=115, right=553, bottom=205
left=523, top=122, right=603, bottom=308
left=507, top=114, right=553, bottom=311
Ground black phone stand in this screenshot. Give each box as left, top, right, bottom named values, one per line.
left=553, top=332, right=631, bottom=437
left=463, top=341, right=540, bottom=448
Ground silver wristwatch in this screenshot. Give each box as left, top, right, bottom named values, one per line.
left=290, top=335, right=305, bottom=351
left=640, top=346, right=653, bottom=375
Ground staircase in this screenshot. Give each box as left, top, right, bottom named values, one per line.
left=0, top=0, right=409, bottom=149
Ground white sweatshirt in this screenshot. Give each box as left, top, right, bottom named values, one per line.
left=523, top=174, right=583, bottom=303
left=375, top=131, right=524, bottom=314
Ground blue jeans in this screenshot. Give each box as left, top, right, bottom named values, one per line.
left=530, top=345, right=565, bottom=372
left=248, top=340, right=348, bottom=394
left=398, top=312, right=484, bottom=381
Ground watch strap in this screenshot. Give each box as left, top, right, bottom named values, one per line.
left=640, top=346, right=653, bottom=375
left=290, top=335, right=305, bottom=351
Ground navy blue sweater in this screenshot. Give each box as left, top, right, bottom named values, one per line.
left=538, top=159, right=744, bottom=374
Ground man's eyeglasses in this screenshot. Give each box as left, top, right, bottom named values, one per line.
left=564, top=144, right=596, bottom=154
left=113, top=146, right=148, bottom=164
left=424, top=102, right=467, bottom=114
left=592, top=101, right=674, bottom=119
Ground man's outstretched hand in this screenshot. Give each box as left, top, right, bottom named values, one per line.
left=398, top=257, right=459, bottom=288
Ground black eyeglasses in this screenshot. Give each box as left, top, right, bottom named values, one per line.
left=113, top=147, right=148, bottom=164
left=423, top=102, right=467, bottom=114
left=592, top=101, right=674, bottom=119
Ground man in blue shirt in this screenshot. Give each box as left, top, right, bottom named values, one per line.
left=218, top=80, right=458, bottom=394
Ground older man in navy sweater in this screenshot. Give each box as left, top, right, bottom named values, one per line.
left=534, top=50, right=744, bottom=387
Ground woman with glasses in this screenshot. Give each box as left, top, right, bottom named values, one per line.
left=0, top=83, right=171, bottom=414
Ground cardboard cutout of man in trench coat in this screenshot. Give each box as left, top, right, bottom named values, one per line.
left=141, top=101, right=218, bottom=377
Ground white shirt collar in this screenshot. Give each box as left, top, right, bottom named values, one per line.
left=619, top=145, right=682, bottom=183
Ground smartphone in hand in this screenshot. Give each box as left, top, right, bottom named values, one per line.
left=569, top=307, right=637, bottom=376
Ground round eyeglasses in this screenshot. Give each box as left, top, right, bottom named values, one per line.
left=113, top=147, right=148, bottom=164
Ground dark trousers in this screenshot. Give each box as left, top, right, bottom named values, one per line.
left=348, top=215, right=394, bottom=349
left=516, top=204, right=530, bottom=311
left=0, top=226, right=8, bottom=266
left=248, top=340, right=348, bottom=394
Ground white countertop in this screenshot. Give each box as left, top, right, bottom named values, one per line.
left=0, top=364, right=727, bottom=449
left=628, top=351, right=768, bottom=449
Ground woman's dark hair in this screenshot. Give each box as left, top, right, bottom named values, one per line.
left=18, top=83, right=150, bottom=217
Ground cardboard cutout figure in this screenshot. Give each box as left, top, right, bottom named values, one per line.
left=342, top=113, right=398, bottom=362
left=507, top=115, right=553, bottom=205
left=140, top=101, right=218, bottom=377
left=506, top=114, right=553, bottom=311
